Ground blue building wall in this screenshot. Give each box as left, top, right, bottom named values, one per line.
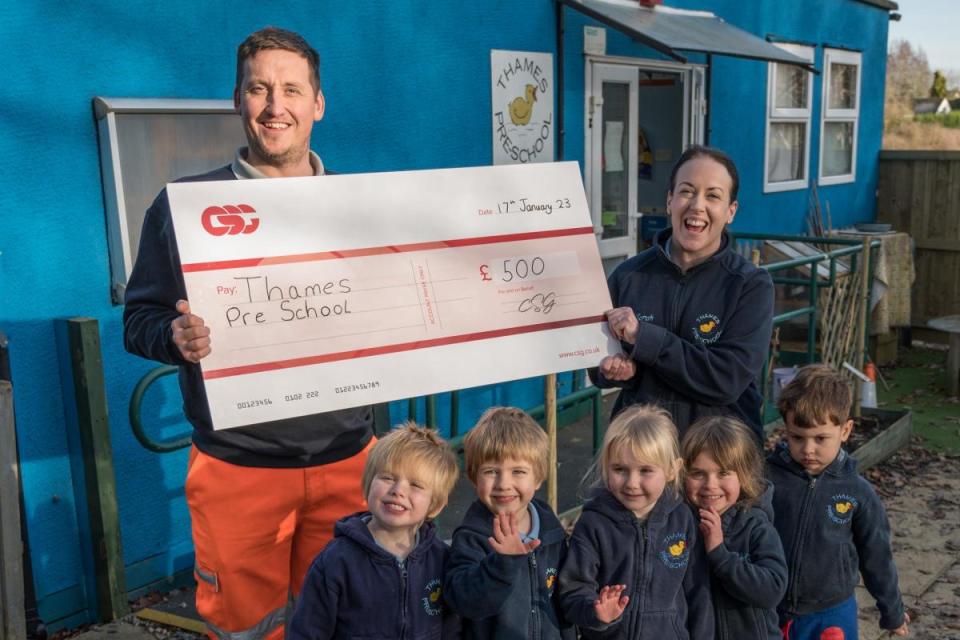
left=0, top=0, right=891, bottom=629
left=706, top=0, right=891, bottom=234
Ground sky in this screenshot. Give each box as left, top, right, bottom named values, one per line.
left=888, top=0, right=960, bottom=75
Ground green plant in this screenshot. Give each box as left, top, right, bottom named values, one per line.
left=914, top=112, right=960, bottom=128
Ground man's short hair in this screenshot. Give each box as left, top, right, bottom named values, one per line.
left=361, top=422, right=459, bottom=514
left=464, top=407, right=548, bottom=484
left=777, top=364, right=852, bottom=428
left=236, top=26, right=321, bottom=94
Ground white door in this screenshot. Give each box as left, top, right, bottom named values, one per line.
left=587, top=63, right=638, bottom=268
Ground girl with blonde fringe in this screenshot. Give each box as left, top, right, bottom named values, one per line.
left=681, top=416, right=787, bottom=639
left=558, top=405, right=713, bottom=639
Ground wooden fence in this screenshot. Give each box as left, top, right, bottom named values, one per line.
left=877, top=150, right=960, bottom=326
left=1, top=381, right=26, bottom=639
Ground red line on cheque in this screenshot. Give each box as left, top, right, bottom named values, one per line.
left=182, top=227, right=595, bottom=273
left=202, top=315, right=605, bottom=380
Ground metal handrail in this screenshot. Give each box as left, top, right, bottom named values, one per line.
left=129, top=365, right=192, bottom=453
left=730, top=234, right=882, bottom=413
left=444, top=385, right=604, bottom=455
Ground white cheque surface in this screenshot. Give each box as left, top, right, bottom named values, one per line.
left=168, top=162, right=617, bottom=430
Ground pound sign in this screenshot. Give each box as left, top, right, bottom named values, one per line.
left=479, top=264, right=492, bottom=282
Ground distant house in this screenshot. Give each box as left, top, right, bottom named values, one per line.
left=914, top=97, right=952, bottom=115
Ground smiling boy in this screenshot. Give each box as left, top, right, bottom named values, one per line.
left=444, top=407, right=574, bottom=639
left=287, top=423, right=459, bottom=639
left=767, top=365, right=908, bottom=639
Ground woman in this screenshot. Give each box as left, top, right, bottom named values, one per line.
left=594, top=145, right=774, bottom=442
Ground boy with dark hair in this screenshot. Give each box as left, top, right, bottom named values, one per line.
left=444, top=407, right=574, bottom=639
left=768, top=364, right=909, bottom=639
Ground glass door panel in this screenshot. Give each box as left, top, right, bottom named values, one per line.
left=589, top=64, right=637, bottom=263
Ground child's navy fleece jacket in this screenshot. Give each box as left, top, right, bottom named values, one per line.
left=703, top=482, right=787, bottom=639
left=558, top=488, right=714, bottom=639
left=287, top=513, right=458, bottom=639
left=766, top=443, right=906, bottom=630
left=444, top=498, right=574, bottom=639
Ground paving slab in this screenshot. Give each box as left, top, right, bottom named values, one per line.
left=70, top=621, right=155, bottom=640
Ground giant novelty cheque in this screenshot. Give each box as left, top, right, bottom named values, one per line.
left=168, top=162, right=618, bottom=430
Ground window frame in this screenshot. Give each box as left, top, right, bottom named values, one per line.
left=94, top=97, right=244, bottom=304
left=818, top=48, right=862, bottom=186
left=763, top=43, right=815, bottom=193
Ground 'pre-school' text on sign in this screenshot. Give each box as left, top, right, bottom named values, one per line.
left=168, top=162, right=617, bottom=430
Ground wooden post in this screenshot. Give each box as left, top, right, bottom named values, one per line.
left=545, top=374, right=558, bottom=512
left=853, top=238, right=871, bottom=418
left=56, top=318, right=129, bottom=620
left=1, top=381, right=27, bottom=640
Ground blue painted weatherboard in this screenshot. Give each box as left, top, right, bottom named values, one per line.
left=0, top=0, right=890, bottom=628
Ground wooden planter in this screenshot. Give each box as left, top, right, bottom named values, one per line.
left=850, top=407, right=913, bottom=472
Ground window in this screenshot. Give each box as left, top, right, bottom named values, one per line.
left=94, top=98, right=246, bottom=303
left=819, top=49, right=861, bottom=185
left=764, top=43, right=814, bottom=192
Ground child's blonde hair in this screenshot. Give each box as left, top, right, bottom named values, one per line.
left=592, top=404, right=682, bottom=493
left=361, top=422, right=459, bottom=515
left=464, top=407, right=548, bottom=484
left=681, top=415, right=764, bottom=507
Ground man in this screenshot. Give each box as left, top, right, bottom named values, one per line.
left=123, top=27, right=373, bottom=640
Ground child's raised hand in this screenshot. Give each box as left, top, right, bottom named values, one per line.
left=488, top=511, right=540, bottom=556
left=594, top=584, right=629, bottom=624
left=889, top=612, right=910, bottom=636
left=698, top=506, right=724, bottom=552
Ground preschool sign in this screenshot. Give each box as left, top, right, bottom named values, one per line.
left=491, top=49, right=554, bottom=165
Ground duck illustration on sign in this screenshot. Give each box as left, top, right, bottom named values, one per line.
left=509, top=84, right=538, bottom=125
left=491, top=49, right=554, bottom=165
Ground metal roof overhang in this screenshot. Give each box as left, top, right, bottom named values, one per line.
left=560, top=0, right=818, bottom=72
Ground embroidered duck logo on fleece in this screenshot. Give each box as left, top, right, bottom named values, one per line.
left=422, top=579, right=443, bottom=616
left=659, top=533, right=690, bottom=569
left=826, top=494, right=859, bottom=525
left=545, top=567, right=558, bottom=592
left=692, top=313, right=722, bottom=344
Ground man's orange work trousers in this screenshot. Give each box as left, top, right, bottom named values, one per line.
left=185, top=439, right=373, bottom=640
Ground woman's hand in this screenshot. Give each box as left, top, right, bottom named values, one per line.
left=605, top=307, right=640, bottom=344
left=599, top=353, right=637, bottom=381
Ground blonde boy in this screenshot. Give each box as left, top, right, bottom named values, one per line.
left=768, top=365, right=908, bottom=639
left=444, top=407, right=574, bottom=639
left=288, top=423, right=460, bottom=639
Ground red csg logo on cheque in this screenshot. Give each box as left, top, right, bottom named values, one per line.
left=201, top=204, right=260, bottom=236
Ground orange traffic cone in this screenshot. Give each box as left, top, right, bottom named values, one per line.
left=861, top=362, right=877, bottom=408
